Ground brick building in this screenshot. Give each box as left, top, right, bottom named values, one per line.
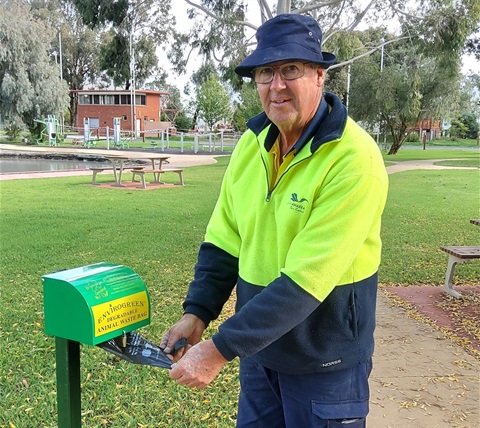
left=415, top=119, right=442, bottom=142
left=73, top=89, right=170, bottom=136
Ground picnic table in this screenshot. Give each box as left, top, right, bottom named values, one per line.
left=89, top=153, right=185, bottom=188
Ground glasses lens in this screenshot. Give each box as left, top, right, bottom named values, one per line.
left=254, top=67, right=274, bottom=83
left=253, top=62, right=307, bottom=83
left=281, top=63, right=304, bottom=80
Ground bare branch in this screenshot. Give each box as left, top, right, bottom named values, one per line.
left=388, top=0, right=424, bottom=21
left=346, top=0, right=375, bottom=32
left=329, top=36, right=410, bottom=69
left=323, top=0, right=348, bottom=38
left=323, top=0, right=375, bottom=44
left=183, top=0, right=258, bottom=30
left=294, top=0, right=343, bottom=15
left=257, top=0, right=273, bottom=21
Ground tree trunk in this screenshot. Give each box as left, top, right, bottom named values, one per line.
left=387, top=120, right=408, bottom=155
left=69, top=92, right=78, bottom=128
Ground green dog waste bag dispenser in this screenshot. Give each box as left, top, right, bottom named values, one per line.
left=42, top=262, right=150, bottom=428
left=43, top=262, right=150, bottom=344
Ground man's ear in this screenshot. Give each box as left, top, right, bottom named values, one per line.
left=316, top=67, right=326, bottom=87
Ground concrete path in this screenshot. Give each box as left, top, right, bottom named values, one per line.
left=386, top=159, right=478, bottom=174
left=370, top=293, right=479, bottom=427
left=1, top=143, right=479, bottom=426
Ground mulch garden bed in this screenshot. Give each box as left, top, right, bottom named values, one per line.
left=383, top=285, right=480, bottom=359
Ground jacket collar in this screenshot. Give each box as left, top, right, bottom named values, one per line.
left=246, top=92, right=348, bottom=154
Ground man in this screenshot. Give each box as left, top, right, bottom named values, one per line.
left=161, top=13, right=388, bottom=427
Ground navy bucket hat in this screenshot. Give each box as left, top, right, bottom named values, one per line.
left=235, top=14, right=336, bottom=78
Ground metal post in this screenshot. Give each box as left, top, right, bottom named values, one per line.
left=194, top=134, right=199, bottom=154
left=180, top=132, right=184, bottom=153
left=346, top=64, right=351, bottom=111
left=55, top=337, right=81, bottom=428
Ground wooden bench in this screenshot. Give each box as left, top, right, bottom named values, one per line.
left=90, top=166, right=143, bottom=185
left=131, top=168, right=184, bottom=188
left=440, top=246, right=480, bottom=298
left=89, top=167, right=113, bottom=185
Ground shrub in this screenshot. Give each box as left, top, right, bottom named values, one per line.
left=5, top=123, right=23, bottom=141
left=405, top=132, right=420, bottom=142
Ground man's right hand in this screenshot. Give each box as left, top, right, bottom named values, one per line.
left=160, top=313, right=206, bottom=361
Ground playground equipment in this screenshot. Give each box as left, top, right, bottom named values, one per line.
left=82, top=118, right=96, bottom=148
left=34, top=115, right=60, bottom=146
left=112, top=117, right=130, bottom=149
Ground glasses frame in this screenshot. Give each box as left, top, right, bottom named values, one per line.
left=252, top=62, right=313, bottom=84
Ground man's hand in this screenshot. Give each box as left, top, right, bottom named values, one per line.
left=169, top=339, right=228, bottom=389
left=160, top=313, right=206, bottom=360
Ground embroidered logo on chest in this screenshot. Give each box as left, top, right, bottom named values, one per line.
left=289, top=193, right=308, bottom=213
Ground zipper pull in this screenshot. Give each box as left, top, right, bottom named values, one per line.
left=265, top=190, right=272, bottom=202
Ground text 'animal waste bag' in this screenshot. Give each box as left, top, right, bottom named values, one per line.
left=97, top=331, right=186, bottom=369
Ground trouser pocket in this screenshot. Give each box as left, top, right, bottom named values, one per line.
left=312, top=399, right=368, bottom=427
left=326, top=419, right=365, bottom=427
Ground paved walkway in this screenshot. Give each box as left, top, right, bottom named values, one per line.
left=1, top=143, right=479, bottom=426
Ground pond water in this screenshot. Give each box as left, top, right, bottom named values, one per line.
left=0, top=158, right=109, bottom=173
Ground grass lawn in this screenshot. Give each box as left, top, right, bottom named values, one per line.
left=383, top=148, right=479, bottom=162
left=0, top=152, right=479, bottom=427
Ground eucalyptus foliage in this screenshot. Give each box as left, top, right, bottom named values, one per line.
left=232, top=82, right=263, bottom=132
left=30, top=0, right=102, bottom=127
left=71, top=0, right=175, bottom=89
left=0, top=0, right=69, bottom=134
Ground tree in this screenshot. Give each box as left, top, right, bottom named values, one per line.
left=0, top=0, right=69, bottom=136
left=452, top=112, right=479, bottom=139
left=172, top=0, right=479, bottom=153
left=72, top=0, right=175, bottom=89
left=233, top=82, right=263, bottom=131
left=196, top=74, right=232, bottom=131
left=348, top=30, right=462, bottom=154
left=172, top=0, right=478, bottom=78
left=30, top=0, right=102, bottom=128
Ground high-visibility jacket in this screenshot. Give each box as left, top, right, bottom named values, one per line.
left=183, top=92, right=389, bottom=374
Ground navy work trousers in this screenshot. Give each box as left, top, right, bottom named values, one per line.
left=236, top=357, right=372, bottom=428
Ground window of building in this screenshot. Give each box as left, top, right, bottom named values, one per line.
left=120, top=95, right=131, bottom=105
left=104, top=95, right=115, bottom=105
left=78, top=92, right=150, bottom=106
left=136, top=94, right=146, bottom=106
left=79, top=94, right=91, bottom=105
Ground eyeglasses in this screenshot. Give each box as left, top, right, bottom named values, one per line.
left=252, top=62, right=312, bottom=84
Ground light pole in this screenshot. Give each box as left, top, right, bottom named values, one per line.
left=346, top=64, right=351, bottom=111
left=59, top=32, right=63, bottom=81
left=377, top=38, right=385, bottom=145
left=129, top=32, right=136, bottom=139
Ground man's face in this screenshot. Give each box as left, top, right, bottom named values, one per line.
left=255, top=61, right=325, bottom=134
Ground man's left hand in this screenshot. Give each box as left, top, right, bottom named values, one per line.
left=169, top=339, right=228, bottom=389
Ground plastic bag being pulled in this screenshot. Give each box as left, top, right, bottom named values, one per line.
left=97, top=331, right=186, bottom=369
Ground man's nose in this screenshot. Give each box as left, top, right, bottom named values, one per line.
left=269, top=70, right=287, bottom=90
